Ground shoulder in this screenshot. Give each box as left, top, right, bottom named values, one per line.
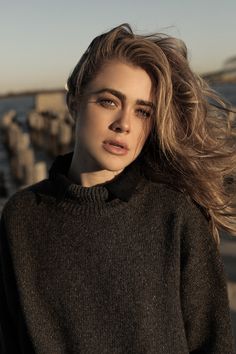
left=1, top=179, right=55, bottom=221
left=144, top=178, right=207, bottom=219
left=146, top=181, right=219, bottom=264
left=143, top=179, right=213, bottom=245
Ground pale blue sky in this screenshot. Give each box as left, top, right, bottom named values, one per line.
left=1, top=0, right=235, bottom=94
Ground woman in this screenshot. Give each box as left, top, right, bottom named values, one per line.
left=1, top=23, right=236, bottom=353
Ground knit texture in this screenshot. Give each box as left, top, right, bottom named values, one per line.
left=0, top=152, right=235, bottom=354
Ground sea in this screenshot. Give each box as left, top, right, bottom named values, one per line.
left=0, top=83, right=236, bottom=209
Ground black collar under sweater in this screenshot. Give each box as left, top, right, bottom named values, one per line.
left=48, top=152, right=143, bottom=203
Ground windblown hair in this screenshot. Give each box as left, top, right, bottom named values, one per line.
left=66, top=23, right=236, bottom=244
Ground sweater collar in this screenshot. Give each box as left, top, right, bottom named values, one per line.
left=48, top=152, right=143, bottom=203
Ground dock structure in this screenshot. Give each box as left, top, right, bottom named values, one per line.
left=203, top=56, right=236, bottom=83
left=35, top=91, right=67, bottom=113
left=0, top=88, right=74, bottom=198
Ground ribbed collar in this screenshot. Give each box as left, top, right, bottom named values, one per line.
left=48, top=152, right=143, bottom=203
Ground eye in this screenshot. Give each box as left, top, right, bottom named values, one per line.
left=96, top=97, right=117, bottom=108
left=136, top=108, right=152, bottom=119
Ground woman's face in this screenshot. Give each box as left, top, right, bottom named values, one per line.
left=73, top=60, right=154, bottom=173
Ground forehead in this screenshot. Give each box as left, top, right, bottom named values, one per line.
left=85, top=60, right=153, bottom=102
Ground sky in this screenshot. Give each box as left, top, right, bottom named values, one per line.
left=0, top=0, right=236, bottom=95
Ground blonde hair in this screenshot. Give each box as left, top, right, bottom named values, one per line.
left=66, top=23, right=236, bottom=245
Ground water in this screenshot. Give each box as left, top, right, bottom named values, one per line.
left=0, top=95, right=35, bottom=126
left=212, top=82, right=236, bottom=106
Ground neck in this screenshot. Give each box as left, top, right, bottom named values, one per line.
left=68, top=151, right=123, bottom=187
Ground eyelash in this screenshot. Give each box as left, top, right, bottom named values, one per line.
left=136, top=109, right=152, bottom=119
left=96, top=98, right=152, bottom=119
left=97, top=98, right=116, bottom=107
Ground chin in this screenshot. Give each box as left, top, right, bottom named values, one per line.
left=96, top=156, right=132, bottom=172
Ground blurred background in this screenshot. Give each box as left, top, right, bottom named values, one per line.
left=1, top=0, right=236, bottom=346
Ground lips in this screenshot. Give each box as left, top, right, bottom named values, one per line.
left=104, top=139, right=129, bottom=150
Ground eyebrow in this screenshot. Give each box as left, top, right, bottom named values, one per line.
left=90, top=88, right=156, bottom=111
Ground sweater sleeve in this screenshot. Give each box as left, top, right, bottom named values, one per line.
left=0, top=213, right=21, bottom=353
left=0, top=212, right=34, bottom=353
left=180, top=199, right=236, bottom=354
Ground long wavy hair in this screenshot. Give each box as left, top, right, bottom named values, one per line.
left=66, top=23, right=236, bottom=245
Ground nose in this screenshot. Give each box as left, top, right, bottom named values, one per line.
left=110, top=108, right=131, bottom=133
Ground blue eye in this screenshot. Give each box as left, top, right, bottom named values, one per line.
left=137, top=109, right=151, bottom=118
left=97, top=98, right=116, bottom=107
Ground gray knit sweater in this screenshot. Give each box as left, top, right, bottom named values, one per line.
left=0, top=152, right=235, bottom=353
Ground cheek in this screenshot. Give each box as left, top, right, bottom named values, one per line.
left=135, top=121, right=152, bottom=147
left=83, top=105, right=108, bottom=129
left=76, top=109, right=99, bottom=136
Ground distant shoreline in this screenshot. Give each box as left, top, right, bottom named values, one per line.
left=1, top=78, right=236, bottom=100
left=0, top=88, right=65, bottom=99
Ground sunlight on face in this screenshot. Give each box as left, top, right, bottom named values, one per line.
left=73, top=60, right=154, bottom=173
